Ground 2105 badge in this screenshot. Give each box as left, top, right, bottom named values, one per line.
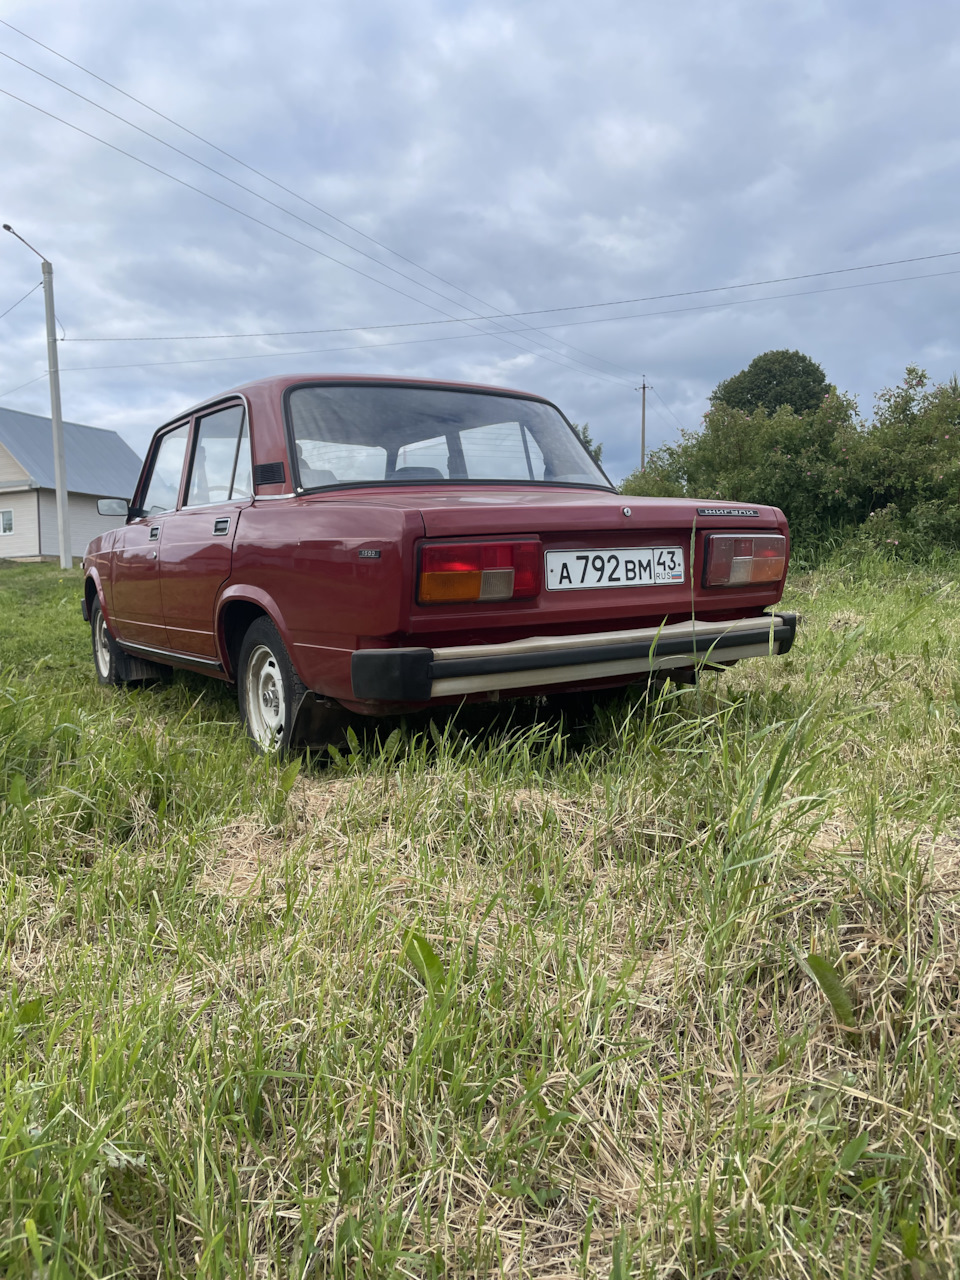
left=545, top=546, right=685, bottom=590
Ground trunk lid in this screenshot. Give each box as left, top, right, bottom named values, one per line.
left=411, top=486, right=702, bottom=537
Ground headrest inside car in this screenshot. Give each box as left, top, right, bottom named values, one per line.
left=391, top=466, right=444, bottom=481
left=300, top=467, right=338, bottom=486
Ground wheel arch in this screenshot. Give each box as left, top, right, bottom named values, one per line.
left=216, top=587, right=299, bottom=684
left=84, top=571, right=109, bottom=625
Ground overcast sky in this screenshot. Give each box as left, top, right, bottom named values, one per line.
left=2, top=0, right=958, bottom=481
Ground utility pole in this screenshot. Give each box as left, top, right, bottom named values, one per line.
left=640, top=377, right=647, bottom=472
left=3, top=225, right=71, bottom=568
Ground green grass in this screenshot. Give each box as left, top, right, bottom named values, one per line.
left=0, top=553, right=958, bottom=1278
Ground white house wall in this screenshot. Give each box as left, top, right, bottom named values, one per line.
left=0, top=490, right=40, bottom=557
left=0, top=442, right=31, bottom=486
left=38, top=490, right=128, bottom=558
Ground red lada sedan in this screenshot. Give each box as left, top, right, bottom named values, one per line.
left=82, top=375, right=795, bottom=750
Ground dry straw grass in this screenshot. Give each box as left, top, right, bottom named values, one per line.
left=2, top=556, right=960, bottom=1277
left=183, top=762, right=960, bottom=1277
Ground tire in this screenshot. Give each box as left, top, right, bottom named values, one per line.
left=237, top=617, right=306, bottom=753
left=90, top=596, right=124, bottom=686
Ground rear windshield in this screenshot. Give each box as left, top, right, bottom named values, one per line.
left=286, top=384, right=611, bottom=490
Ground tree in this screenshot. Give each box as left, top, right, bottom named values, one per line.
left=712, top=349, right=828, bottom=415
left=569, top=421, right=603, bottom=465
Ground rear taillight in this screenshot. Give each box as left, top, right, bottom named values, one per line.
left=703, top=534, right=787, bottom=587
left=418, top=540, right=541, bottom=603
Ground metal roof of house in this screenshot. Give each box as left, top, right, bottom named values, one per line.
left=0, top=405, right=143, bottom=498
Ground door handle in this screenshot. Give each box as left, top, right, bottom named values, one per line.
left=213, top=517, right=230, bottom=535
left=149, top=526, right=160, bottom=541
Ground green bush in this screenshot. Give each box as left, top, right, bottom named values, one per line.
left=622, top=366, right=960, bottom=557
left=713, top=348, right=828, bottom=415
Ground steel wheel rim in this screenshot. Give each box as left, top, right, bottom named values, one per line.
left=245, top=644, right=285, bottom=749
left=94, top=611, right=112, bottom=679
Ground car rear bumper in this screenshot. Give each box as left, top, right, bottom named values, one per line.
left=351, top=612, right=798, bottom=702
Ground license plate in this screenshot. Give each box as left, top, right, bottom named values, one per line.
left=545, top=546, right=685, bottom=590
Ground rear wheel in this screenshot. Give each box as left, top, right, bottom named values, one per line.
left=237, top=617, right=306, bottom=752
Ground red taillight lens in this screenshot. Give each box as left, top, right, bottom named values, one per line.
left=419, top=540, right=541, bottom=603
left=703, top=534, right=787, bottom=587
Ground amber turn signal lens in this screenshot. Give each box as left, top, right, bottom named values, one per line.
left=418, top=540, right=541, bottom=603
left=703, top=534, right=786, bottom=587
left=419, top=570, right=484, bottom=602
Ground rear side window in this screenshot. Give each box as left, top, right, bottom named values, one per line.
left=296, top=439, right=386, bottom=484
left=185, top=405, right=251, bottom=506
left=140, top=424, right=189, bottom=516
left=461, top=422, right=546, bottom=480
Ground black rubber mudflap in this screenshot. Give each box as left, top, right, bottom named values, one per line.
left=116, top=650, right=169, bottom=682
left=290, top=692, right=350, bottom=749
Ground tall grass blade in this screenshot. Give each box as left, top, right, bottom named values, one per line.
left=805, top=954, right=857, bottom=1027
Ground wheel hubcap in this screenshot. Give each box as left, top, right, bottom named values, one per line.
left=245, top=644, right=286, bottom=749
left=94, top=612, right=111, bottom=678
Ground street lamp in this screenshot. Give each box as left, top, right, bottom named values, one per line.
left=2, top=224, right=72, bottom=569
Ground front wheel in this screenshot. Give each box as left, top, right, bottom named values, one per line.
left=237, top=617, right=306, bottom=752
left=91, top=596, right=123, bottom=685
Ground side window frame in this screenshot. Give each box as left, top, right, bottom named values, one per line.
left=134, top=421, right=192, bottom=519
left=183, top=401, right=250, bottom=509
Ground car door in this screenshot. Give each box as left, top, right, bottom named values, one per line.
left=159, top=403, right=252, bottom=658
left=108, top=423, right=189, bottom=650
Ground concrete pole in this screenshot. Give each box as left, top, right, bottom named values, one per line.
left=4, top=226, right=72, bottom=568
left=641, top=378, right=647, bottom=472
left=41, top=260, right=71, bottom=569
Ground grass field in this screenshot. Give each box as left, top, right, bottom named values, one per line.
left=1, top=555, right=958, bottom=1279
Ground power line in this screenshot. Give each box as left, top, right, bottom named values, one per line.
left=8, top=23, right=958, bottom=386
left=33, top=262, right=960, bottom=377
left=59, top=252, right=960, bottom=344
left=46, top=263, right=960, bottom=357
left=0, top=262, right=942, bottom=391
left=1, top=87, right=649, bottom=392
left=0, top=50, right=500, bottom=316
left=51, top=325, right=609, bottom=375
left=465, top=247, right=960, bottom=320
left=0, top=371, right=47, bottom=398
left=648, top=383, right=690, bottom=435
left=0, top=279, right=42, bottom=321
left=0, top=44, right=643, bottom=388
left=4, top=20, right=958, bottom=400
left=513, top=264, right=960, bottom=329
left=0, top=19, right=649, bottom=385
left=0, top=18, right=519, bottom=304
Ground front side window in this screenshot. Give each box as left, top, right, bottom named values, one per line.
left=287, top=384, right=610, bottom=490
left=140, top=424, right=189, bottom=517
left=0, top=509, right=12, bottom=535
left=185, top=404, right=251, bottom=506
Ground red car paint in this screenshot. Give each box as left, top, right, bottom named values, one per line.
left=83, top=375, right=793, bottom=735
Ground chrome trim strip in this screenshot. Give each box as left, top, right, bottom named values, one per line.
left=432, top=614, right=780, bottom=664
left=119, top=640, right=223, bottom=671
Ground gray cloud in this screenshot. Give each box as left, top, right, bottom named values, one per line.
left=1, top=0, right=958, bottom=480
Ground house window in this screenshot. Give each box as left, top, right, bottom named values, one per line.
left=0, top=509, right=12, bottom=535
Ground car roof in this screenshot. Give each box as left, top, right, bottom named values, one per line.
left=180, top=373, right=554, bottom=419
